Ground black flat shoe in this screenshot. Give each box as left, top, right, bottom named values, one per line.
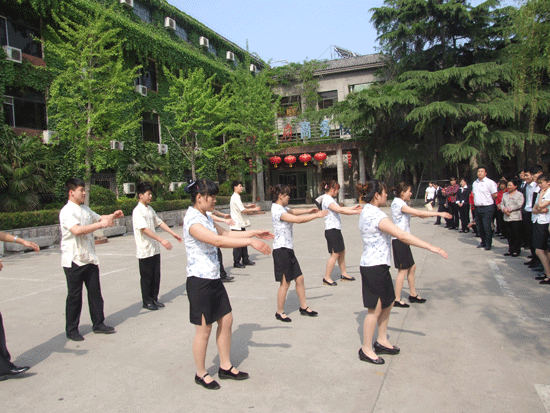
left=535, top=275, right=546, bottom=280
left=373, top=341, right=400, bottom=355
left=539, top=278, right=550, bottom=284
left=153, top=300, right=165, bottom=308
left=233, top=262, right=245, bottom=268
left=8, top=366, right=30, bottom=376
left=323, top=278, right=337, bottom=286
left=504, top=253, right=512, bottom=256
left=221, top=275, right=235, bottom=283
left=195, top=373, right=220, bottom=390
left=67, top=333, right=85, bottom=341
left=511, top=253, right=520, bottom=257
left=299, top=307, right=318, bottom=317
left=275, top=312, right=292, bottom=322
left=393, top=300, right=410, bottom=308
left=477, top=243, right=486, bottom=248
left=341, top=275, right=356, bottom=281
left=218, top=366, right=249, bottom=380
left=243, top=260, right=255, bottom=266
left=358, top=348, right=384, bottom=364
left=143, top=303, right=158, bottom=311
left=409, top=295, right=426, bottom=303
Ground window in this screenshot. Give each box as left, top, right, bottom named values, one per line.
left=0, top=15, right=42, bottom=58
left=141, top=112, right=160, bottom=143
left=233, top=54, right=240, bottom=68
left=3, top=87, right=47, bottom=130
left=175, top=24, right=188, bottom=41
left=208, top=42, right=217, bottom=57
left=318, top=90, right=338, bottom=110
left=133, top=1, right=152, bottom=23
left=278, top=95, right=301, bottom=117
left=136, top=60, right=157, bottom=91
left=348, top=83, right=372, bottom=93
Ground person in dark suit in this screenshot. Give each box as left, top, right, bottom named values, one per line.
left=456, top=178, right=471, bottom=232
left=444, top=178, right=460, bottom=229
left=434, top=183, right=448, bottom=225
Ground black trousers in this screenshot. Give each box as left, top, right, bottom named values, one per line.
left=475, top=205, right=495, bottom=248
left=449, top=202, right=460, bottom=229
left=0, top=311, right=15, bottom=374
left=506, top=221, right=522, bottom=254
left=218, top=248, right=226, bottom=277
left=232, top=228, right=249, bottom=264
left=458, top=204, right=470, bottom=231
left=522, top=212, right=538, bottom=261
left=435, top=203, right=448, bottom=224
left=64, top=262, right=105, bottom=336
left=138, top=254, right=161, bottom=305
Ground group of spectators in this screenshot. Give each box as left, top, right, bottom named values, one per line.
left=425, top=165, right=550, bottom=283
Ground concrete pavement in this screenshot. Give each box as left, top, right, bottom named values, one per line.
left=1, top=208, right=550, bottom=412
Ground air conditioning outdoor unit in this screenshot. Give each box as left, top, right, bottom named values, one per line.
left=110, top=140, right=124, bottom=150
left=135, top=85, right=147, bottom=96
left=120, top=0, right=134, bottom=8
left=199, top=36, right=209, bottom=48
left=2, top=46, right=22, bottom=63
left=250, top=64, right=257, bottom=73
left=157, top=143, right=168, bottom=155
left=42, top=130, right=59, bottom=144
left=226, top=51, right=235, bottom=62
left=164, top=17, right=176, bottom=30
left=123, top=183, right=136, bottom=194
left=169, top=182, right=180, bottom=192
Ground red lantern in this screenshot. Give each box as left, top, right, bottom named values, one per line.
left=249, top=158, right=253, bottom=174
left=299, top=153, right=312, bottom=166
left=347, top=151, right=352, bottom=168
left=314, top=152, right=327, bottom=165
left=270, top=156, right=282, bottom=168
left=284, top=155, right=297, bottom=167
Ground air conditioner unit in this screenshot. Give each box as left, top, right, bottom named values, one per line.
left=42, top=130, right=59, bottom=144
left=164, top=17, right=176, bottom=30
left=2, top=46, right=22, bottom=63
left=120, top=0, right=134, bottom=8
left=135, top=85, right=147, bottom=96
left=123, top=183, right=136, bottom=194
left=199, top=36, right=209, bottom=48
left=250, top=64, right=257, bottom=73
left=226, top=51, right=235, bottom=62
left=110, top=140, right=124, bottom=150
left=157, top=143, right=168, bottom=155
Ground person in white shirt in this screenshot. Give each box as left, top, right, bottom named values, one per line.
left=391, top=183, right=451, bottom=308
left=472, top=167, right=498, bottom=250
left=183, top=179, right=273, bottom=390
left=59, top=178, right=123, bottom=341
left=230, top=180, right=261, bottom=268
left=531, top=174, right=550, bottom=284
left=133, top=182, right=182, bottom=311
left=523, top=165, right=543, bottom=268
left=320, top=180, right=362, bottom=286
left=424, top=182, right=436, bottom=208
left=358, top=181, right=448, bottom=365
left=270, top=184, right=328, bottom=322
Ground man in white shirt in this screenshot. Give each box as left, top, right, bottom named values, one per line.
left=133, top=182, right=182, bottom=311
left=472, top=167, right=498, bottom=250
left=230, top=180, right=261, bottom=268
left=425, top=182, right=436, bottom=208
left=59, top=178, right=123, bottom=341
left=523, top=165, right=543, bottom=268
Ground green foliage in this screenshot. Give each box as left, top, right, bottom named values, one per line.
left=218, top=181, right=233, bottom=196
left=89, top=184, right=117, bottom=206
left=125, top=150, right=171, bottom=198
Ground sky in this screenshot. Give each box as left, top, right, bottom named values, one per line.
left=168, top=0, right=521, bottom=65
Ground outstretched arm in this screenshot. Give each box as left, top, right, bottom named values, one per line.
left=189, top=223, right=271, bottom=255
left=328, top=203, right=362, bottom=215
left=401, top=204, right=451, bottom=220
left=281, top=209, right=328, bottom=223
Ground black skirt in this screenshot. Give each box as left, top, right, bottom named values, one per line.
left=533, top=223, right=549, bottom=250
left=325, top=229, right=345, bottom=253
left=273, top=248, right=302, bottom=283
left=360, top=265, right=395, bottom=309
left=392, top=239, right=415, bottom=270
left=186, top=277, right=232, bottom=325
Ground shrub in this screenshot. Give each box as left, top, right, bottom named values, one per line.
left=90, top=185, right=117, bottom=206
left=218, top=181, right=233, bottom=196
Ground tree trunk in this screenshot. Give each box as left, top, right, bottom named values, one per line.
left=256, top=155, right=264, bottom=202
left=85, top=112, right=92, bottom=206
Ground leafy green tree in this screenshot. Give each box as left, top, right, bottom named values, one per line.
left=126, top=150, right=171, bottom=199
left=43, top=5, right=141, bottom=204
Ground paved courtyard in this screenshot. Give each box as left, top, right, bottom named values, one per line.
left=1, top=208, right=550, bottom=412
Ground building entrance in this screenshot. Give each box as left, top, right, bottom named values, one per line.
left=278, top=171, right=308, bottom=204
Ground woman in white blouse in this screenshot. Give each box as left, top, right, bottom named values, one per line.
left=391, top=183, right=452, bottom=307
left=359, top=181, right=447, bottom=365
left=183, top=180, right=273, bottom=390
left=270, top=184, right=328, bottom=322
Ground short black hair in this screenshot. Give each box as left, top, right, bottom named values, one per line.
left=232, top=180, right=243, bottom=190
left=530, top=165, right=543, bottom=175
left=137, top=182, right=153, bottom=196
left=65, top=178, right=85, bottom=197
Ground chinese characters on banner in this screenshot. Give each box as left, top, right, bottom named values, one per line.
left=279, top=120, right=350, bottom=141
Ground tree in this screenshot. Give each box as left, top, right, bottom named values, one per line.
left=43, top=5, right=141, bottom=204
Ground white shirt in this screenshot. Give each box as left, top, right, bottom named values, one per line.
left=183, top=207, right=219, bottom=279
left=532, top=190, right=550, bottom=224
left=524, top=182, right=538, bottom=213
left=425, top=186, right=436, bottom=200
left=271, top=203, right=293, bottom=250
left=59, top=200, right=101, bottom=268
left=391, top=197, right=410, bottom=239
left=230, top=192, right=246, bottom=230
left=472, top=177, right=498, bottom=206
left=359, top=204, right=391, bottom=267
left=322, top=195, right=341, bottom=230
left=132, top=202, right=163, bottom=259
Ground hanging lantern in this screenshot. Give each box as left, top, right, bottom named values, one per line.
left=270, top=156, right=282, bottom=168
left=347, top=151, right=352, bottom=168
left=249, top=158, right=253, bottom=174
left=299, top=153, right=312, bottom=166
left=284, top=155, right=297, bottom=168
left=314, top=152, right=327, bottom=165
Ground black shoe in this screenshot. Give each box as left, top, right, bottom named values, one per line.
left=525, top=260, right=535, bottom=266
left=243, top=260, right=255, bottom=266
left=434, top=223, right=441, bottom=225
left=464, top=229, right=470, bottom=233
left=394, top=300, right=410, bottom=308
left=143, top=303, right=159, bottom=311
left=535, top=275, right=547, bottom=280
left=67, top=332, right=84, bottom=341
left=323, top=278, right=337, bottom=286
left=153, top=300, right=165, bottom=308
left=358, top=348, right=384, bottom=364
left=218, top=366, right=249, bottom=380
left=539, top=278, right=550, bottom=284
left=233, top=262, right=245, bottom=268
left=221, top=275, right=235, bottom=283
left=7, top=366, right=30, bottom=376
left=341, top=275, right=356, bottom=281
left=93, top=324, right=116, bottom=334
left=528, top=255, right=533, bottom=259
left=195, top=373, right=220, bottom=390
left=511, top=253, right=520, bottom=257
left=373, top=341, right=400, bottom=355
left=275, top=312, right=292, bottom=322
left=504, top=253, right=512, bottom=256
left=299, top=307, right=318, bottom=317
left=528, top=262, right=542, bottom=269
left=459, top=230, right=465, bottom=233
left=409, top=295, right=426, bottom=303
left=484, top=246, right=492, bottom=251
left=477, top=243, right=486, bottom=248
